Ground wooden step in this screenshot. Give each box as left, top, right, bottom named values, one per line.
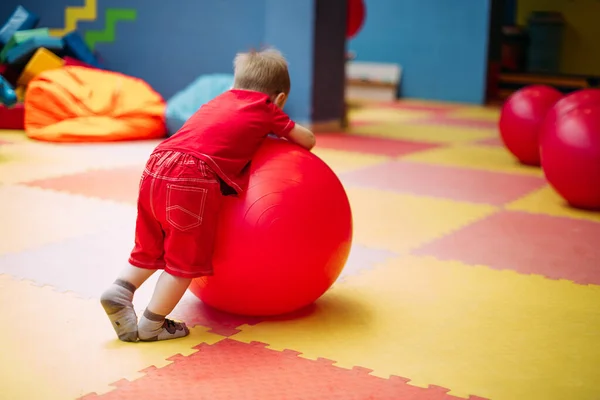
left=499, top=73, right=591, bottom=88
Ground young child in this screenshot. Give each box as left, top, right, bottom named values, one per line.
left=100, top=48, right=316, bottom=342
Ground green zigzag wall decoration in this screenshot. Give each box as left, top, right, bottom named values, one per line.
left=84, top=8, right=137, bottom=51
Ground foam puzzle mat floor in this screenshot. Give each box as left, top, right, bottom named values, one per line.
left=0, top=100, right=599, bottom=400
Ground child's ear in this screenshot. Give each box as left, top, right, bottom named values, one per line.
left=275, top=92, right=287, bottom=108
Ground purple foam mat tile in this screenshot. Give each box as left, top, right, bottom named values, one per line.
left=0, top=228, right=269, bottom=336
left=0, top=228, right=134, bottom=299
left=337, top=244, right=400, bottom=282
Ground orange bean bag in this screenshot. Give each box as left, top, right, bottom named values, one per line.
left=24, top=66, right=167, bottom=142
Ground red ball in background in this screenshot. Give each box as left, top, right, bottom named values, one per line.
left=542, top=88, right=600, bottom=131
left=189, top=138, right=353, bottom=316
left=540, top=102, right=600, bottom=210
left=347, top=0, right=365, bottom=38
left=499, top=85, right=563, bottom=166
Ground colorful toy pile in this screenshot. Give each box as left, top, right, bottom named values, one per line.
left=0, top=5, right=103, bottom=130
left=499, top=85, right=600, bottom=210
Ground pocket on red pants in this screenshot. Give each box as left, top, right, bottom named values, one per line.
left=166, top=183, right=208, bottom=231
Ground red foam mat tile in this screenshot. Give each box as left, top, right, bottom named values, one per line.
left=413, top=210, right=600, bottom=285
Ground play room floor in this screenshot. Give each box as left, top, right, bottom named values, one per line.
left=1, top=100, right=599, bottom=400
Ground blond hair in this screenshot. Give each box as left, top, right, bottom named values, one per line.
left=233, top=48, right=291, bottom=96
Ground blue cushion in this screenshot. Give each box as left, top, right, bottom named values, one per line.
left=5, top=36, right=63, bottom=66
left=63, top=31, right=103, bottom=69
left=0, top=6, right=40, bottom=47
left=165, top=73, right=234, bottom=136
left=0, top=75, right=17, bottom=107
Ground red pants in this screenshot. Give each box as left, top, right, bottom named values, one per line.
left=129, top=151, right=222, bottom=278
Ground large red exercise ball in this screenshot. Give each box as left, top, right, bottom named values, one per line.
left=499, top=85, right=563, bottom=166
left=189, top=137, right=353, bottom=316
left=540, top=102, right=600, bottom=210
left=347, top=0, right=365, bottom=38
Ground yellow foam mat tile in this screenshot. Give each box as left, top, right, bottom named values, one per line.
left=401, top=143, right=544, bottom=176
left=49, top=140, right=162, bottom=168
left=0, top=275, right=224, bottom=400
left=311, top=147, right=389, bottom=174
left=506, top=185, right=600, bottom=223
left=445, top=107, right=501, bottom=121
left=233, top=255, right=600, bottom=400
left=0, top=140, right=159, bottom=184
left=0, top=130, right=29, bottom=143
left=394, top=99, right=459, bottom=109
left=348, top=122, right=495, bottom=143
left=1, top=143, right=94, bottom=184
left=348, top=107, right=433, bottom=123
left=0, top=184, right=137, bottom=255
left=346, top=187, right=497, bottom=253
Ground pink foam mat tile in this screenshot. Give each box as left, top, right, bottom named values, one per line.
left=375, top=102, right=460, bottom=114
left=23, top=165, right=144, bottom=205
left=316, top=132, right=441, bottom=157
left=340, top=161, right=547, bottom=205
left=411, top=116, right=498, bottom=130
left=474, top=137, right=505, bottom=147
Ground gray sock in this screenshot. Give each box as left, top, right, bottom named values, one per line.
left=100, top=279, right=138, bottom=342
left=138, top=309, right=189, bottom=342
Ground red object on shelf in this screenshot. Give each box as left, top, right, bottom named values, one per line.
left=0, top=103, right=25, bottom=129
left=501, top=26, right=527, bottom=72
left=347, top=0, right=365, bottom=38
left=64, top=56, right=96, bottom=69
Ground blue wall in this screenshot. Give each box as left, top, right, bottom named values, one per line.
left=0, top=0, right=316, bottom=122
left=263, top=0, right=315, bottom=123
left=349, top=0, right=492, bottom=104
